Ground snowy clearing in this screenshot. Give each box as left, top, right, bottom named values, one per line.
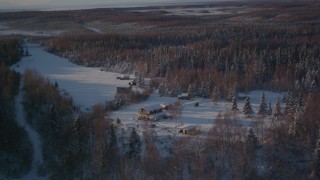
left=111, top=90, right=286, bottom=137
left=11, top=43, right=131, bottom=111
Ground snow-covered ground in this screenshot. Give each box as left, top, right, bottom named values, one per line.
left=133, top=6, right=255, bottom=16
left=12, top=43, right=132, bottom=111
left=11, top=42, right=286, bottom=141
left=0, top=23, right=63, bottom=36
left=111, top=90, right=286, bottom=137
left=81, top=24, right=103, bottom=34
left=15, top=81, right=45, bottom=180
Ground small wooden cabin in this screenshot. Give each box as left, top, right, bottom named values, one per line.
left=138, top=104, right=163, bottom=115
left=178, top=125, right=200, bottom=135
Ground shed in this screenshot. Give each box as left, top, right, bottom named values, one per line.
left=178, top=125, right=200, bottom=135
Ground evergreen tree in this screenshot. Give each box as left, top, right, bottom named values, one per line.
left=227, top=84, right=238, bottom=101
left=116, top=117, right=122, bottom=126
left=267, top=102, right=273, bottom=115
left=273, top=98, right=283, bottom=119
left=199, top=81, right=210, bottom=98
left=145, top=61, right=151, bottom=75
left=127, top=127, right=141, bottom=159
left=314, top=130, right=320, bottom=178
left=187, top=84, right=195, bottom=99
left=169, top=78, right=182, bottom=97
left=246, top=128, right=258, bottom=148
left=54, top=81, right=59, bottom=89
left=158, top=82, right=166, bottom=96
left=243, top=96, right=253, bottom=115
left=258, top=92, right=267, bottom=115
left=25, top=48, right=29, bottom=56
left=231, top=94, right=238, bottom=111
left=107, top=125, right=118, bottom=167
left=284, top=91, right=294, bottom=117
left=310, top=79, right=319, bottom=93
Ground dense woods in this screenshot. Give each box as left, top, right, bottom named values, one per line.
left=45, top=19, right=320, bottom=98
left=1, top=1, right=320, bottom=179
left=0, top=37, right=32, bottom=179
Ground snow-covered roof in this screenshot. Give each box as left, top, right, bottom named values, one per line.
left=178, top=93, right=188, bottom=97
left=178, top=125, right=197, bottom=130
left=140, top=104, right=162, bottom=111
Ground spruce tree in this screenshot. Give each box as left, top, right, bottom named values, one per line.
left=267, top=102, right=273, bottom=115
left=199, top=81, right=210, bottom=98
left=246, top=128, right=258, bottom=148
left=314, top=130, right=320, bottom=178
left=273, top=98, right=283, bottom=119
left=231, top=94, right=238, bottom=111
left=310, top=79, right=319, bottom=93
left=258, top=92, right=267, bottom=115
left=128, top=127, right=141, bottom=159
left=243, top=96, right=253, bottom=115
left=187, top=84, right=194, bottom=99
left=284, top=91, right=294, bottom=117
left=25, top=48, right=29, bottom=56
left=158, top=82, right=166, bottom=96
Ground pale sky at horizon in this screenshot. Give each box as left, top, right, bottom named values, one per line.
left=0, top=0, right=224, bottom=11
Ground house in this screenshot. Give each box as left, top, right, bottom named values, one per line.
left=137, top=104, right=170, bottom=121
left=138, top=104, right=163, bottom=115
left=138, top=112, right=167, bottom=121
left=178, top=125, right=200, bottom=135
left=117, top=86, right=132, bottom=94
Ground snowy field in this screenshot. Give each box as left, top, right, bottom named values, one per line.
left=0, top=23, right=63, bottom=36
left=11, top=43, right=132, bottom=111
left=134, top=6, right=255, bottom=16
left=111, top=90, right=286, bottom=137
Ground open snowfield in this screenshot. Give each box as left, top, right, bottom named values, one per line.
left=111, top=90, right=287, bottom=137
left=134, top=6, right=256, bottom=16
left=11, top=43, right=132, bottom=111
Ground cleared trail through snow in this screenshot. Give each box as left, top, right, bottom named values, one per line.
left=15, top=80, right=44, bottom=180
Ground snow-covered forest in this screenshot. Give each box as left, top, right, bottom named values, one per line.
left=1, top=1, right=320, bottom=179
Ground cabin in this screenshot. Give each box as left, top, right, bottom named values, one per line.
left=117, top=86, right=132, bottom=94
left=137, top=104, right=171, bottom=121
left=138, top=104, right=163, bottom=115
left=178, top=125, right=200, bottom=135
left=138, top=112, right=167, bottom=121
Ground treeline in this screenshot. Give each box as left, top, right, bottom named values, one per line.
left=20, top=70, right=320, bottom=179
left=0, top=37, right=27, bottom=66
left=0, top=38, right=33, bottom=179
left=45, top=21, right=320, bottom=96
